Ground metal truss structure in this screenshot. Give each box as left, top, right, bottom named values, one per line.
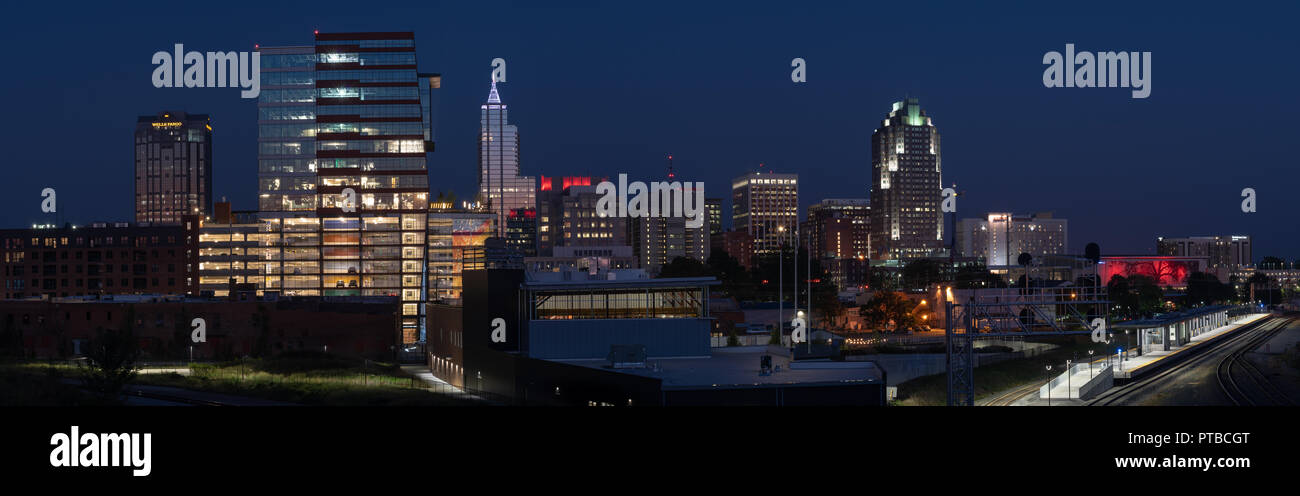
left=945, top=286, right=1109, bottom=406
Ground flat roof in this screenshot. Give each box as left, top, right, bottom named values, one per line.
left=1112, top=305, right=1237, bottom=329
left=552, top=345, right=883, bottom=389
left=523, top=276, right=718, bottom=291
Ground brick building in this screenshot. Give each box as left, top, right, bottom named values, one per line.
left=1, top=219, right=199, bottom=299
left=0, top=296, right=400, bottom=360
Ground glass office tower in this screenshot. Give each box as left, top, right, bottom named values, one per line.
left=257, top=32, right=434, bottom=342
left=478, top=80, right=536, bottom=237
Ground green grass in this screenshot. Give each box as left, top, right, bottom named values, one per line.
left=133, top=354, right=481, bottom=406
left=894, top=336, right=1113, bottom=406
left=2, top=354, right=482, bottom=406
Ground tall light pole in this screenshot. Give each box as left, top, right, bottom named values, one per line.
left=778, top=225, right=785, bottom=346
left=1045, top=364, right=1053, bottom=406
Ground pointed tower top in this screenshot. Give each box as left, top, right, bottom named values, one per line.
left=487, top=78, right=501, bottom=104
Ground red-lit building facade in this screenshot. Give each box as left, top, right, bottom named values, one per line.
left=1100, top=256, right=1209, bottom=288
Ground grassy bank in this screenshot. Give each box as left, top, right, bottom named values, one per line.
left=134, top=352, right=480, bottom=406
left=3, top=353, right=481, bottom=406
left=893, top=336, right=1113, bottom=406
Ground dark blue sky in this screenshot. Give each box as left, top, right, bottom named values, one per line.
left=1, top=1, right=1295, bottom=259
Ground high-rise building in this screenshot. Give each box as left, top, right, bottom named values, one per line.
left=631, top=185, right=710, bottom=274
left=731, top=171, right=798, bottom=255
left=955, top=212, right=1068, bottom=266
left=479, top=80, right=536, bottom=238
left=535, top=176, right=625, bottom=256
left=869, top=98, right=943, bottom=260
left=507, top=208, right=538, bottom=257
left=135, top=111, right=213, bottom=224
left=806, top=199, right=870, bottom=289
left=1156, top=235, right=1252, bottom=269
left=705, top=198, right=724, bottom=237
left=256, top=31, right=438, bottom=338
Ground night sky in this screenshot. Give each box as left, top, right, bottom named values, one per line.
left=1, top=1, right=1295, bottom=259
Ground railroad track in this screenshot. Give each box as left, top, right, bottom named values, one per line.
left=983, top=382, right=1041, bottom=406
left=1216, top=316, right=1295, bottom=406
left=1088, top=316, right=1281, bottom=406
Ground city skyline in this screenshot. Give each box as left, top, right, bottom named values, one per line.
left=1, top=3, right=1297, bottom=261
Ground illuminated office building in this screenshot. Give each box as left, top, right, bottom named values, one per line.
left=869, top=98, right=943, bottom=260
left=731, top=171, right=798, bottom=255
left=1156, top=235, right=1252, bottom=269
left=805, top=198, right=870, bottom=289
left=631, top=186, right=710, bottom=274
left=956, top=212, right=1068, bottom=266
left=479, top=80, right=536, bottom=239
left=256, top=31, right=439, bottom=338
left=426, top=204, right=495, bottom=306
left=705, top=198, right=724, bottom=237
left=135, top=111, right=213, bottom=224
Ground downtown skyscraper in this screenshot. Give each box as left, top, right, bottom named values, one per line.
left=869, top=98, right=943, bottom=260
left=254, top=31, right=439, bottom=341
left=134, top=111, right=213, bottom=224
left=732, top=170, right=798, bottom=255
left=479, top=80, right=536, bottom=238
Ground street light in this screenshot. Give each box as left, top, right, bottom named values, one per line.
left=1065, top=360, right=1072, bottom=399
left=778, top=225, right=785, bottom=346
left=1045, top=363, right=1055, bottom=407
left=1088, top=349, right=1095, bottom=379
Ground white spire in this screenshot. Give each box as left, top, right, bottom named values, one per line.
left=487, top=78, right=501, bottom=104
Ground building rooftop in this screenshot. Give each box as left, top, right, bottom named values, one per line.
left=523, top=273, right=716, bottom=290
left=553, top=345, right=883, bottom=389
left=1112, top=305, right=1240, bottom=329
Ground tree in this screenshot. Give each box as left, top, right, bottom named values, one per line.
left=1084, top=243, right=1101, bottom=265
left=1084, top=242, right=1102, bottom=298
left=657, top=256, right=710, bottom=278
left=1184, top=271, right=1235, bottom=307
left=858, top=291, right=921, bottom=333
left=1108, top=274, right=1163, bottom=319
left=79, top=324, right=140, bottom=400
left=705, top=251, right=754, bottom=300
left=1017, top=253, right=1033, bottom=294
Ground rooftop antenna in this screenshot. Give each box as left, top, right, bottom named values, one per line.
left=666, top=153, right=675, bottom=179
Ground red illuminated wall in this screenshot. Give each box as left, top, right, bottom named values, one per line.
left=1100, top=257, right=1206, bottom=287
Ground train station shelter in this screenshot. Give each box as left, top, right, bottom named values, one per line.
left=1111, top=305, right=1252, bottom=355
